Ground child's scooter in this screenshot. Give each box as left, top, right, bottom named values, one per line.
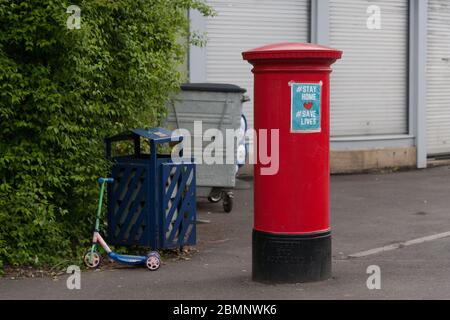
left=84, top=177, right=161, bottom=271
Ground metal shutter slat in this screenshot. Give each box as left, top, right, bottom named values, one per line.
left=329, top=0, right=409, bottom=137
left=427, top=0, right=450, bottom=155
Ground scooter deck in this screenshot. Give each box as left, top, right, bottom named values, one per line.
left=108, top=252, right=147, bottom=265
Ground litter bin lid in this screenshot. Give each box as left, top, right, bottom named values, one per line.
left=106, top=127, right=183, bottom=144
left=181, top=83, right=246, bottom=94
left=131, top=128, right=183, bottom=143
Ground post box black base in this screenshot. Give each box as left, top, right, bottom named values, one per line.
left=252, top=229, right=331, bottom=284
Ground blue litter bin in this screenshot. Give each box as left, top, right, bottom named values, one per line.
left=104, top=127, right=196, bottom=250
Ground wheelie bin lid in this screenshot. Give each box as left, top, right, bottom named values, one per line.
left=181, top=83, right=246, bottom=94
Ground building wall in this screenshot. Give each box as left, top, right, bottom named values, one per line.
left=189, top=0, right=432, bottom=173
left=191, top=0, right=310, bottom=140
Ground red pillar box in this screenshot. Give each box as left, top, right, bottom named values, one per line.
left=243, top=43, right=342, bottom=283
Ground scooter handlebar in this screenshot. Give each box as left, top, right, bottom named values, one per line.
left=98, top=177, right=114, bottom=184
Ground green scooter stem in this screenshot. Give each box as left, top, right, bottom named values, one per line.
left=95, top=182, right=106, bottom=231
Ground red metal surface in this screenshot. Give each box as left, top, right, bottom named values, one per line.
left=243, top=42, right=342, bottom=235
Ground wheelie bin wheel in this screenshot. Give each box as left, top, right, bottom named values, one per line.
left=208, top=188, right=222, bottom=203
left=223, top=192, right=234, bottom=213
left=208, top=194, right=222, bottom=203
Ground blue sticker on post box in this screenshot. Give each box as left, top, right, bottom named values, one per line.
left=291, top=82, right=322, bottom=133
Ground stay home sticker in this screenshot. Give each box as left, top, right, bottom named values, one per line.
left=291, top=82, right=322, bottom=133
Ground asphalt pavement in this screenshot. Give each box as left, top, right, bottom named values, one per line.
left=2, top=166, right=450, bottom=299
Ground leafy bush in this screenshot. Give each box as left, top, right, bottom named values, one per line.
left=0, top=0, right=212, bottom=269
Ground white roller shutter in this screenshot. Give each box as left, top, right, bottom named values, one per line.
left=329, top=0, right=409, bottom=137
left=205, top=0, right=310, bottom=133
left=427, top=0, right=450, bottom=155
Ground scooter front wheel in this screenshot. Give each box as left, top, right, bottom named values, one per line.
left=146, top=252, right=161, bottom=271
left=84, top=251, right=102, bottom=269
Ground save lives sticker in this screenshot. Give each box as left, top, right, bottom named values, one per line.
left=290, top=82, right=322, bottom=133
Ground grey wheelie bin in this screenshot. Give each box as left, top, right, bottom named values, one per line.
left=165, top=83, right=249, bottom=213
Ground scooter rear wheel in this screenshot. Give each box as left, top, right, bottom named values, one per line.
left=146, top=252, right=161, bottom=271
left=149, top=251, right=161, bottom=259
left=84, top=251, right=102, bottom=269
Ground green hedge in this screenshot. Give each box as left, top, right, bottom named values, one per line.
left=0, top=0, right=212, bottom=270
